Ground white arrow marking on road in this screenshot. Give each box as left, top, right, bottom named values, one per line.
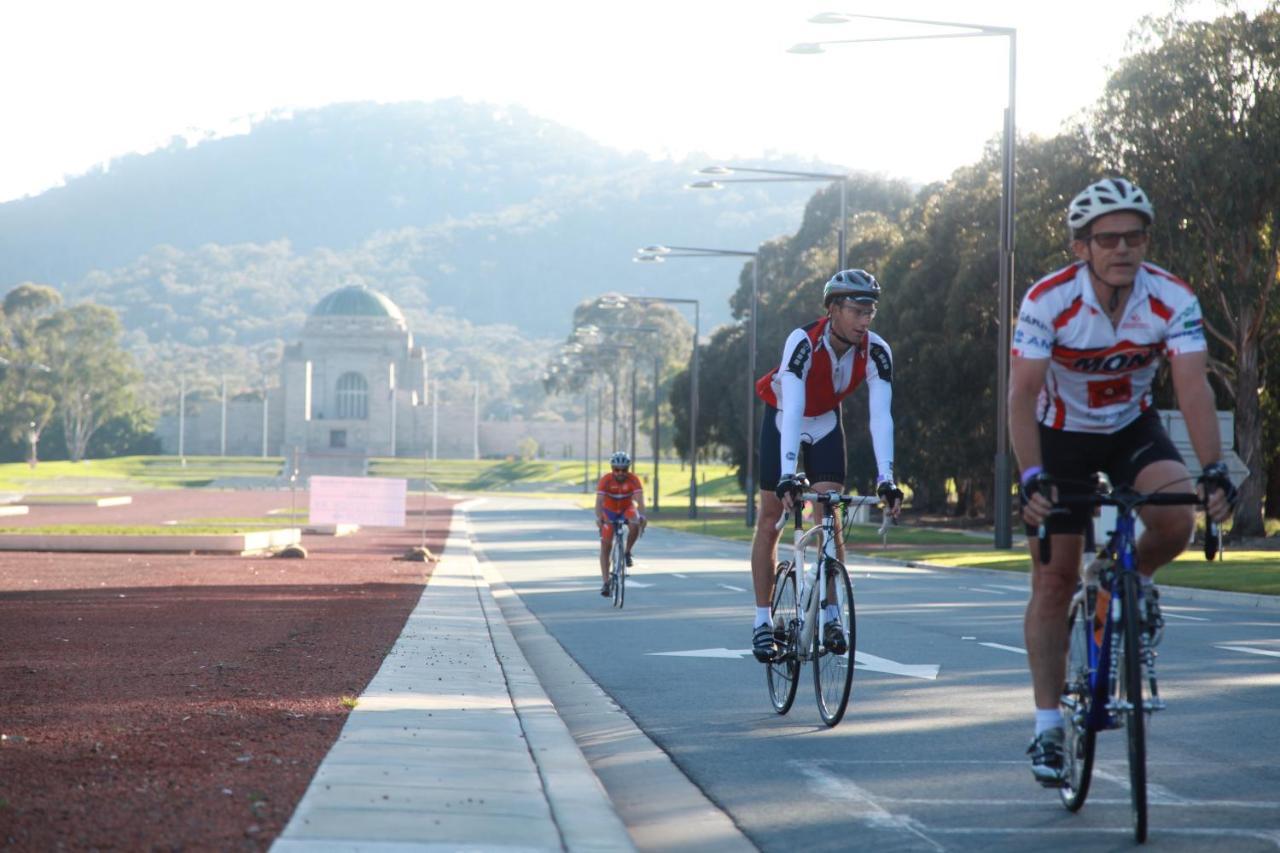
left=1217, top=645, right=1280, bottom=659
left=646, top=648, right=940, bottom=679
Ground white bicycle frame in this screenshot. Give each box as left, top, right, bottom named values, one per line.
left=775, top=491, right=888, bottom=657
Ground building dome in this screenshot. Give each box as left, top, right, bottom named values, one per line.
left=311, top=286, right=405, bottom=324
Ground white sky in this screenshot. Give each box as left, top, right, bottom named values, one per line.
left=0, top=0, right=1263, bottom=203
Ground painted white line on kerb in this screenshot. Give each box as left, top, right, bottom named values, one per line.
left=1217, top=645, right=1280, bottom=659
left=980, top=642, right=1027, bottom=655
left=717, top=583, right=747, bottom=592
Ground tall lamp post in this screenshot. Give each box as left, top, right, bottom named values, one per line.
left=633, top=245, right=761, bottom=526
left=792, top=12, right=1017, bottom=548
left=579, top=323, right=663, bottom=512
left=689, top=165, right=849, bottom=271
left=599, top=289, right=701, bottom=519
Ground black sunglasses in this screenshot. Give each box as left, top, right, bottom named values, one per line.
left=1088, top=229, right=1149, bottom=249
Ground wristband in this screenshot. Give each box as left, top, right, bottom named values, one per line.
left=1020, top=466, right=1043, bottom=487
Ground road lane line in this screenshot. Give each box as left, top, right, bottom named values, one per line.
left=671, top=573, right=688, bottom=579
left=1217, top=644, right=1280, bottom=659
left=980, top=642, right=1027, bottom=655
left=717, top=583, right=747, bottom=592
left=1163, top=612, right=1210, bottom=621
left=794, top=764, right=944, bottom=852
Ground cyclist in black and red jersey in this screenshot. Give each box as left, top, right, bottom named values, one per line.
left=1010, top=177, right=1237, bottom=786
left=750, top=269, right=903, bottom=663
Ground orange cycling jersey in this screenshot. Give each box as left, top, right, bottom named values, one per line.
left=596, top=472, right=643, bottom=513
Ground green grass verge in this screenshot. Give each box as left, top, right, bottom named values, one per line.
left=0, top=456, right=284, bottom=493
left=648, top=516, right=987, bottom=548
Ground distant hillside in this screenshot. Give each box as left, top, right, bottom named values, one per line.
left=0, top=100, right=838, bottom=338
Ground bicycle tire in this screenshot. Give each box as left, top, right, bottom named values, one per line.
left=1119, top=571, right=1147, bottom=842
left=766, top=564, right=800, bottom=714
left=813, top=559, right=855, bottom=727
left=611, top=527, right=626, bottom=609
left=1060, top=592, right=1097, bottom=812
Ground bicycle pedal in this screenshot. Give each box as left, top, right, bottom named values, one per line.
left=1145, top=698, right=1167, bottom=712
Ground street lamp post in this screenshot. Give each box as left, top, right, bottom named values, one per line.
left=600, top=288, right=702, bottom=519
left=792, top=12, right=1017, bottom=548
left=633, top=246, right=760, bottom=526
left=578, top=324, right=663, bottom=512
left=689, top=165, right=849, bottom=271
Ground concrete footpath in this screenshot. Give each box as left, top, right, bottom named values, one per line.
left=273, top=523, right=637, bottom=852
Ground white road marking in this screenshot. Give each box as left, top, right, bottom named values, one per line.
left=1092, top=766, right=1189, bottom=805
left=1217, top=645, right=1280, bottom=659
left=963, top=586, right=1008, bottom=595
left=671, top=573, right=688, bottom=579
left=961, top=636, right=977, bottom=640
left=717, top=583, right=747, bottom=592
left=646, top=648, right=941, bottom=679
left=793, top=764, right=944, bottom=852
left=626, top=581, right=654, bottom=588
left=980, top=642, right=1027, bottom=655
left=1163, top=612, right=1210, bottom=621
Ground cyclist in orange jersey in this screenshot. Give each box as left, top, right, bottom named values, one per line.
left=595, top=450, right=646, bottom=596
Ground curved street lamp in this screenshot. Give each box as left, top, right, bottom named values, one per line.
left=633, top=245, right=762, bottom=526
left=687, top=165, right=849, bottom=271
left=792, top=11, right=1018, bottom=548
left=599, top=287, right=702, bottom=519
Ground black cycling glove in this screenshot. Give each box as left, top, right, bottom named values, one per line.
left=1019, top=472, right=1054, bottom=507
left=876, top=479, right=904, bottom=508
left=775, top=474, right=809, bottom=500
left=1197, top=461, right=1238, bottom=508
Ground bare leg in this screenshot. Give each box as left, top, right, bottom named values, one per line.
left=752, top=490, right=785, bottom=607
left=1134, top=459, right=1195, bottom=578
left=1025, top=533, right=1085, bottom=710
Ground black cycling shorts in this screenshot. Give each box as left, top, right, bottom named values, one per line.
left=1028, top=408, right=1184, bottom=536
left=758, top=404, right=846, bottom=491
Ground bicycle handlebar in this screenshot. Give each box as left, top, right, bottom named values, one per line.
left=774, top=491, right=888, bottom=536
left=1034, top=487, right=1220, bottom=563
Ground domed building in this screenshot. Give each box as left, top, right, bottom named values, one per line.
left=280, top=285, right=426, bottom=461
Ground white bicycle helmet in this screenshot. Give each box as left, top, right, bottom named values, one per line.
left=823, top=269, right=880, bottom=306
left=1067, top=177, right=1154, bottom=233
left=609, top=450, right=631, bottom=469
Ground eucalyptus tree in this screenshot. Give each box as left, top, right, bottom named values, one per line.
left=1090, top=3, right=1280, bottom=534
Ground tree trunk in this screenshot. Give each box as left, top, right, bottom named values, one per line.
left=1232, top=320, right=1266, bottom=537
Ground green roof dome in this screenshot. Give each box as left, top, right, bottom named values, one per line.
left=311, top=286, right=405, bottom=323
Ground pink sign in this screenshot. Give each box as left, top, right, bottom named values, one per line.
left=309, top=476, right=406, bottom=527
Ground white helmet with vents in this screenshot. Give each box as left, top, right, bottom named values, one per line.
left=1067, top=177, right=1154, bottom=233
left=609, top=450, right=631, bottom=469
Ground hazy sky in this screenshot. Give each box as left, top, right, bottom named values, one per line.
left=0, top=0, right=1263, bottom=203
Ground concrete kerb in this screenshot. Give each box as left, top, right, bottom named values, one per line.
left=468, top=512, right=756, bottom=853
left=273, top=509, right=632, bottom=853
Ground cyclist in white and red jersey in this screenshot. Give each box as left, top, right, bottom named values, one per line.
left=1010, top=177, right=1237, bottom=787
left=749, top=268, right=903, bottom=663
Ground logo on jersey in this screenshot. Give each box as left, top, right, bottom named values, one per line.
left=1087, top=377, right=1132, bottom=408
left=869, top=342, right=892, bottom=382
left=1065, top=345, right=1159, bottom=374
left=786, top=339, right=812, bottom=379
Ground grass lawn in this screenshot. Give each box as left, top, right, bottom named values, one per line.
left=0, top=456, right=284, bottom=492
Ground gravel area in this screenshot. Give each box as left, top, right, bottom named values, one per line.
left=0, top=489, right=456, bottom=850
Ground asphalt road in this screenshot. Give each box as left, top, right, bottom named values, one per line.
left=466, top=497, right=1280, bottom=852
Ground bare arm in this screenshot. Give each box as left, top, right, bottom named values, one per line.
left=594, top=493, right=605, bottom=524
left=1008, top=356, right=1050, bottom=476
left=1168, top=350, right=1221, bottom=468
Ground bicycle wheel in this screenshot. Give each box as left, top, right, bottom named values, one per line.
left=766, top=564, right=800, bottom=714
left=1060, top=591, right=1097, bottom=812
left=1119, top=571, right=1147, bottom=842
left=813, top=559, right=855, bottom=727
left=611, top=529, right=626, bottom=609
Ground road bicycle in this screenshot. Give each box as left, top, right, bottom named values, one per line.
left=767, top=491, right=889, bottom=727
left=607, top=515, right=627, bottom=608
left=1040, top=475, right=1220, bottom=843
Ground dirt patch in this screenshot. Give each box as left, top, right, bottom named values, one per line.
left=0, top=490, right=456, bottom=850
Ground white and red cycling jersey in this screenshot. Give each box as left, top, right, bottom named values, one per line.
left=1011, top=260, right=1207, bottom=433
left=756, top=317, right=894, bottom=481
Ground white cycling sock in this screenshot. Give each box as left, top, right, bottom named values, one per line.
left=824, top=604, right=840, bottom=622
left=755, top=606, right=772, bottom=628
left=1035, top=708, right=1064, bottom=735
